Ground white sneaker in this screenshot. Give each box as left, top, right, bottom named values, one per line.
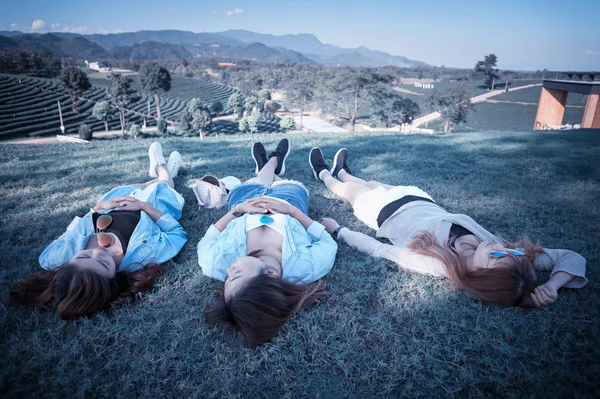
left=148, top=142, right=166, bottom=178
left=167, top=151, right=182, bottom=178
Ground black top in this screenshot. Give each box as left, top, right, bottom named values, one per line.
left=377, top=195, right=436, bottom=228
left=92, top=210, right=141, bottom=253
left=449, top=223, right=475, bottom=241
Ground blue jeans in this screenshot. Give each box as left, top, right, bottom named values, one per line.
left=228, top=180, right=309, bottom=215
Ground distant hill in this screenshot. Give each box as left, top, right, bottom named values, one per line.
left=216, top=29, right=430, bottom=67
left=0, top=33, right=313, bottom=64
left=51, top=30, right=241, bottom=49
left=110, top=41, right=192, bottom=60
left=0, top=29, right=430, bottom=67
left=8, top=33, right=109, bottom=59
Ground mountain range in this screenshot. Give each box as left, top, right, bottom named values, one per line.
left=0, top=29, right=429, bottom=68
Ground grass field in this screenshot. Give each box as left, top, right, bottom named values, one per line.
left=449, top=102, right=586, bottom=132
left=493, top=85, right=588, bottom=106
left=1, top=130, right=599, bottom=397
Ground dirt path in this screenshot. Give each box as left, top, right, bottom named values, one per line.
left=4, top=129, right=131, bottom=145
left=411, top=83, right=542, bottom=128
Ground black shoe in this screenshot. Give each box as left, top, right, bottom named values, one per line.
left=331, top=148, right=351, bottom=178
left=251, top=142, right=269, bottom=175
left=268, top=138, right=291, bottom=176
left=309, top=147, right=329, bottom=180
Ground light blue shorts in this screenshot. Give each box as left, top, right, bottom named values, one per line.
left=228, top=180, right=310, bottom=215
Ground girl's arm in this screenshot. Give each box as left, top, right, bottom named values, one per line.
left=214, top=200, right=268, bottom=232
left=529, top=249, right=587, bottom=307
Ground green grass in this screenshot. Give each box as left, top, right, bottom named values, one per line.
left=448, top=102, right=586, bottom=132
left=494, top=86, right=588, bottom=106
left=1, top=130, right=599, bottom=397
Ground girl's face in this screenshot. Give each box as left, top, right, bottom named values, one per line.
left=224, top=256, right=282, bottom=302
left=69, top=248, right=117, bottom=278
left=467, top=242, right=509, bottom=272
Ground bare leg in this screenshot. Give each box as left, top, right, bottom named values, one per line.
left=338, top=170, right=394, bottom=190
left=156, top=164, right=174, bottom=189
left=321, top=171, right=374, bottom=206
left=247, top=157, right=278, bottom=187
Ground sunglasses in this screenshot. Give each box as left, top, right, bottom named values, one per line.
left=488, top=249, right=525, bottom=258
left=95, top=214, right=114, bottom=248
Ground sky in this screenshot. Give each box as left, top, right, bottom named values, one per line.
left=1, top=0, right=599, bottom=71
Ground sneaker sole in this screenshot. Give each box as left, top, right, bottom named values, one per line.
left=251, top=144, right=260, bottom=175
left=167, top=151, right=182, bottom=178
left=330, top=148, right=346, bottom=177
left=148, top=142, right=165, bottom=178
left=277, top=141, right=291, bottom=176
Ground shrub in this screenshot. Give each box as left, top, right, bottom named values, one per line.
left=78, top=124, right=92, bottom=140
left=179, top=113, right=190, bottom=131
left=129, top=123, right=141, bottom=138
left=157, top=118, right=167, bottom=134
left=280, top=116, right=296, bottom=132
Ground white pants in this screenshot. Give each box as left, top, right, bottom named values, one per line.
left=353, top=185, right=433, bottom=230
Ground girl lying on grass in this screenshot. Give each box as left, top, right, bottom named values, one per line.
left=6, top=142, right=187, bottom=319
left=198, top=139, right=337, bottom=346
left=309, top=147, right=587, bottom=308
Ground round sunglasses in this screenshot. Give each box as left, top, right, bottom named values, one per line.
left=95, top=214, right=114, bottom=248
left=488, top=249, right=525, bottom=258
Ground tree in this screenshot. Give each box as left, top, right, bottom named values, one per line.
left=106, top=73, right=140, bottom=135
left=375, top=97, right=420, bottom=133
left=239, top=117, right=249, bottom=134
left=244, top=96, right=258, bottom=116
left=322, top=68, right=394, bottom=131
left=227, top=93, right=244, bottom=120
left=247, top=112, right=259, bottom=135
left=257, top=89, right=271, bottom=111
left=92, top=101, right=111, bottom=132
left=239, top=113, right=259, bottom=135
left=285, top=71, right=314, bottom=128
left=139, top=62, right=171, bottom=120
left=425, top=85, right=474, bottom=133
left=191, top=108, right=212, bottom=141
left=157, top=118, right=168, bottom=134
left=60, top=66, right=91, bottom=113
left=210, top=101, right=224, bottom=116
left=280, top=116, right=296, bottom=132
left=474, top=54, right=500, bottom=90
left=179, top=112, right=191, bottom=131
left=187, top=98, right=203, bottom=115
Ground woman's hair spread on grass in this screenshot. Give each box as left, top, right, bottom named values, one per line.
left=204, top=274, right=329, bottom=346
left=5, top=262, right=165, bottom=319
left=409, top=232, right=542, bottom=307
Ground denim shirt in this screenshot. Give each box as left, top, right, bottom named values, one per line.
left=197, top=214, right=337, bottom=284
left=39, top=183, right=187, bottom=273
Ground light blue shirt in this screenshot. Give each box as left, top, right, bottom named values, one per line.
left=39, top=183, right=187, bottom=273
left=197, top=214, right=338, bottom=284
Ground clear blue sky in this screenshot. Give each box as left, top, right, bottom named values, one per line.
left=2, top=0, right=599, bottom=71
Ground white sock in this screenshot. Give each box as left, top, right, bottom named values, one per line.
left=318, top=169, right=330, bottom=181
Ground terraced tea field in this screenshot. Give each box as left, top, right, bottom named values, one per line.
left=0, top=74, right=236, bottom=139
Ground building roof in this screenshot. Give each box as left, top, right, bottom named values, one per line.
left=543, top=79, right=600, bottom=95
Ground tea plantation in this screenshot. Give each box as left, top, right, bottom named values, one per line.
left=0, top=74, right=237, bottom=139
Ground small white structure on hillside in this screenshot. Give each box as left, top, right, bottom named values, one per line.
left=414, top=81, right=434, bottom=89
left=85, top=60, right=132, bottom=74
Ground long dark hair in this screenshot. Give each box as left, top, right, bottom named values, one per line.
left=5, top=262, right=165, bottom=319
left=409, top=232, right=541, bottom=307
left=205, top=274, right=329, bottom=346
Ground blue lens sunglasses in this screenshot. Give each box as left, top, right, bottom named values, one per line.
left=488, top=249, right=525, bottom=258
